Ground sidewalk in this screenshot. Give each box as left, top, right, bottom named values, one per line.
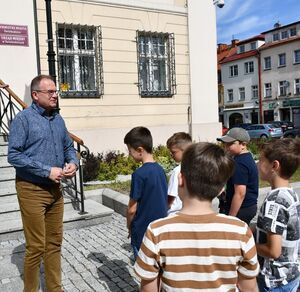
left=0, top=213, right=139, bottom=292
left=1, top=182, right=299, bottom=292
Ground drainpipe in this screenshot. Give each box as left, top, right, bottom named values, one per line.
left=257, top=52, right=263, bottom=123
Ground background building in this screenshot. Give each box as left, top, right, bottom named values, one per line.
left=260, top=21, right=300, bottom=126
left=220, top=35, right=264, bottom=127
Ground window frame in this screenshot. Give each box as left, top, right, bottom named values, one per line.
left=272, top=33, right=279, bottom=41
left=264, top=83, right=272, bottom=98
left=227, top=89, right=234, bottom=102
left=278, top=80, right=287, bottom=96
left=229, top=65, right=238, bottom=77
left=239, top=45, right=245, bottom=53
left=264, top=56, right=271, bottom=70
left=136, top=30, right=176, bottom=97
left=244, top=61, right=254, bottom=74
left=290, top=27, right=297, bottom=37
left=56, top=23, right=104, bottom=98
left=281, top=30, right=288, bottom=39
left=239, top=87, right=245, bottom=101
left=294, top=50, right=300, bottom=64
left=295, top=79, right=300, bottom=95
left=251, top=85, right=258, bottom=99
left=250, top=42, right=257, bottom=50
left=278, top=53, right=286, bottom=67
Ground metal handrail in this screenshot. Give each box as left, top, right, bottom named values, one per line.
left=0, top=79, right=89, bottom=214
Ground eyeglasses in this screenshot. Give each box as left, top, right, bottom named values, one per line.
left=35, top=90, right=59, bottom=96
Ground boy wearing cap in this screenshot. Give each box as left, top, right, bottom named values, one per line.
left=217, top=127, right=258, bottom=225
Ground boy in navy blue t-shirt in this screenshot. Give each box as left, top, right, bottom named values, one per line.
left=217, top=127, right=258, bottom=225
left=124, top=127, right=168, bottom=259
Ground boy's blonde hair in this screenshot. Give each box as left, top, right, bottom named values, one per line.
left=260, top=138, right=300, bottom=179
left=166, top=132, right=192, bottom=150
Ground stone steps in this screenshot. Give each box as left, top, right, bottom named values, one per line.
left=0, top=199, right=113, bottom=240
left=0, top=133, right=114, bottom=240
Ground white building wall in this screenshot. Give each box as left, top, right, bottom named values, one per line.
left=188, top=0, right=221, bottom=141
left=260, top=40, right=300, bottom=124
left=221, top=56, right=259, bottom=126
left=0, top=0, right=38, bottom=103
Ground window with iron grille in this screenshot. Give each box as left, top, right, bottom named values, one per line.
left=136, top=31, right=176, bottom=97
left=56, top=24, right=103, bottom=98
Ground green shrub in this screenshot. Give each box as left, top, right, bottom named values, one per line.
left=82, top=153, right=100, bottom=182
left=153, top=145, right=177, bottom=174
left=83, top=145, right=176, bottom=182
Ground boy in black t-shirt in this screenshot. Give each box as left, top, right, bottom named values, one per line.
left=217, top=127, right=258, bottom=225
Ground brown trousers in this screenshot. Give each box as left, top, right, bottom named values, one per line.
left=16, top=177, right=64, bottom=292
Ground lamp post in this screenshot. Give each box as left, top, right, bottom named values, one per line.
left=45, top=0, right=56, bottom=83
left=45, top=0, right=59, bottom=108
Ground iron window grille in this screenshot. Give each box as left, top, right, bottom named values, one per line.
left=136, top=31, right=176, bottom=97
left=56, top=23, right=104, bottom=98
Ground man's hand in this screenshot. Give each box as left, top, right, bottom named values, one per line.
left=63, top=163, right=77, bottom=178
left=49, top=167, right=63, bottom=183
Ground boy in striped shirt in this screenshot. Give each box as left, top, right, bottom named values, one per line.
left=134, top=142, right=259, bottom=291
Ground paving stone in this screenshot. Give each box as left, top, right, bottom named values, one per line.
left=0, top=213, right=139, bottom=291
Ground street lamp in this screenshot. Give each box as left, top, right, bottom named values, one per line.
left=45, top=0, right=58, bottom=108
left=45, top=0, right=56, bottom=83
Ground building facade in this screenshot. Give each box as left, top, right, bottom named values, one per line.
left=1, top=0, right=221, bottom=153
left=260, top=21, right=300, bottom=126
left=220, top=36, right=265, bottom=127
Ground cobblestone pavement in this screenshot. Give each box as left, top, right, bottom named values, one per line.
left=0, top=213, right=139, bottom=292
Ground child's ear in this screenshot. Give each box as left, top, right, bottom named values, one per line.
left=178, top=172, right=184, bottom=188
left=136, top=147, right=143, bottom=154
left=272, top=160, right=280, bottom=171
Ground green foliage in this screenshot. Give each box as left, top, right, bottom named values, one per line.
left=82, top=153, right=100, bottom=182
left=83, top=145, right=176, bottom=182
left=153, top=145, right=177, bottom=174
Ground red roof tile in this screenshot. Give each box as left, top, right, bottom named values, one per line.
left=259, top=35, right=300, bottom=50
left=220, top=50, right=258, bottom=64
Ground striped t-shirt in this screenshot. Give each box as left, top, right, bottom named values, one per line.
left=134, top=212, right=259, bottom=291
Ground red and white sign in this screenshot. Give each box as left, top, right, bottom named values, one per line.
left=0, top=24, right=29, bottom=47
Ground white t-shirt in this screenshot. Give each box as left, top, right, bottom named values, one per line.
left=167, top=165, right=182, bottom=214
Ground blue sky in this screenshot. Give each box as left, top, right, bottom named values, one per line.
left=216, top=0, right=300, bottom=44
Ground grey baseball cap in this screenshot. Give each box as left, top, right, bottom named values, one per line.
left=217, top=127, right=250, bottom=143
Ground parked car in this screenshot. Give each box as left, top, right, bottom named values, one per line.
left=283, top=128, right=300, bottom=138
left=231, top=123, right=252, bottom=130
left=245, top=124, right=283, bottom=139
left=268, top=121, right=294, bottom=132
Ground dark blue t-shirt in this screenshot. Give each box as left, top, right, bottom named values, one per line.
left=130, top=162, right=168, bottom=249
left=225, top=152, right=258, bottom=210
